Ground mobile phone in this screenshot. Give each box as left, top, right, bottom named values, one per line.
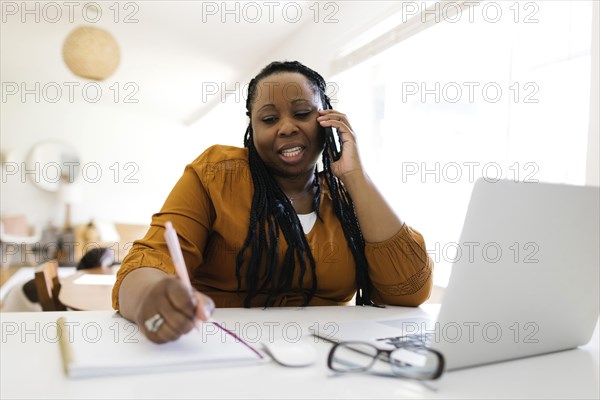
left=323, top=106, right=342, bottom=161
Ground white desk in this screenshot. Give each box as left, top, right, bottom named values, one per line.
left=1, top=306, right=598, bottom=399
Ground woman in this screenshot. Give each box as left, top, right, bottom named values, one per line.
left=113, top=61, right=433, bottom=343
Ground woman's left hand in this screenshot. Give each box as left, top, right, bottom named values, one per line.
left=317, top=109, right=365, bottom=182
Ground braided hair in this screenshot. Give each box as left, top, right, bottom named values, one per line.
left=236, top=60, right=373, bottom=307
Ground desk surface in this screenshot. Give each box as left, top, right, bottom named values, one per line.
left=1, top=306, right=598, bottom=399
left=58, top=267, right=117, bottom=311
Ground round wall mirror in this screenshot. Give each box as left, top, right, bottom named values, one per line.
left=26, top=141, right=81, bottom=192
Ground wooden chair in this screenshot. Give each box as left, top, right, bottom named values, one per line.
left=34, top=260, right=67, bottom=311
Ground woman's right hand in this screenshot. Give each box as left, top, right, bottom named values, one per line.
left=118, top=268, right=215, bottom=344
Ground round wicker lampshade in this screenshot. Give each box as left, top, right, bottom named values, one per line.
left=62, top=26, right=120, bottom=80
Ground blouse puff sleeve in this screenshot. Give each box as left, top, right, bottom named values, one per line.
left=365, top=224, right=434, bottom=307
left=111, top=161, right=214, bottom=311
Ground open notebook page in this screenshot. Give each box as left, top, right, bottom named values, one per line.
left=58, top=312, right=264, bottom=378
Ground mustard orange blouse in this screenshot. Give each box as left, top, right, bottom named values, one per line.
left=112, top=145, right=433, bottom=309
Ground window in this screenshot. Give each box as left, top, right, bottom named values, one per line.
left=331, top=1, right=593, bottom=286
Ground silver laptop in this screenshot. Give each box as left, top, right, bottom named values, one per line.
left=313, top=178, right=600, bottom=371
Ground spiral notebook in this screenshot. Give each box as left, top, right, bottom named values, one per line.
left=57, top=313, right=265, bottom=378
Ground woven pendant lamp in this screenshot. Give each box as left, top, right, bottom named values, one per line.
left=62, top=26, right=120, bottom=80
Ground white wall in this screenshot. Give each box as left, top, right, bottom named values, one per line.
left=260, top=2, right=405, bottom=83
left=0, top=1, right=405, bottom=228
left=587, top=1, right=599, bottom=187
left=1, top=91, right=248, bottom=227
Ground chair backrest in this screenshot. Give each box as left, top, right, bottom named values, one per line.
left=1, top=215, right=31, bottom=236
left=1, top=214, right=40, bottom=245
left=34, top=260, right=67, bottom=311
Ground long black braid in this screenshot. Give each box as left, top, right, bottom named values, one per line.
left=235, top=60, right=373, bottom=307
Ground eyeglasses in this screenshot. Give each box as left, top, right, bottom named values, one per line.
left=327, top=341, right=445, bottom=380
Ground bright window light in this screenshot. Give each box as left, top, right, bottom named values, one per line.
left=331, top=1, right=593, bottom=287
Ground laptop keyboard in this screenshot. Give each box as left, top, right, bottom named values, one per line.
left=376, top=332, right=436, bottom=348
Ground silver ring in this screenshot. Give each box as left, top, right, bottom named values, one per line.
left=144, top=313, right=165, bottom=333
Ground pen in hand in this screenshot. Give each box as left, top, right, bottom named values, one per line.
left=164, top=221, right=214, bottom=326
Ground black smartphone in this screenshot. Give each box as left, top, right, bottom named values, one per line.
left=323, top=106, right=342, bottom=161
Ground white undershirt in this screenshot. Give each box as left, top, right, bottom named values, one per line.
left=297, top=211, right=317, bottom=234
